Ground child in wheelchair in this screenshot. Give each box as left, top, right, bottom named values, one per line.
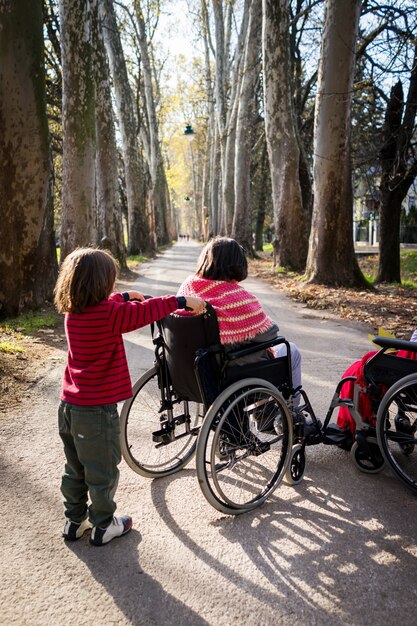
left=176, top=236, right=319, bottom=438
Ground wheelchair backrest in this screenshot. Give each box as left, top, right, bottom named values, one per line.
left=160, top=303, right=293, bottom=408
left=364, top=351, right=417, bottom=389
left=159, top=302, right=222, bottom=404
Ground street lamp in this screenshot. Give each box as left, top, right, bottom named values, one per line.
left=183, top=124, right=197, bottom=239
left=183, top=123, right=195, bottom=142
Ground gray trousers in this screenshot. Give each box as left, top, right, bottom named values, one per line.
left=58, top=401, right=121, bottom=528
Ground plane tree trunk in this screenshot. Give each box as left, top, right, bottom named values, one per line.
left=59, top=0, right=97, bottom=261
left=305, top=0, right=367, bottom=286
left=0, top=0, right=57, bottom=316
left=262, top=0, right=308, bottom=271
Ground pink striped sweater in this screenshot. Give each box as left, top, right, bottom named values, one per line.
left=177, top=275, right=273, bottom=344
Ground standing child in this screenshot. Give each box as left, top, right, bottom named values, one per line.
left=54, top=247, right=205, bottom=546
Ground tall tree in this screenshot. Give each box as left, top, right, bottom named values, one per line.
left=377, top=45, right=417, bottom=283
left=211, top=0, right=229, bottom=234
left=221, top=0, right=250, bottom=235
left=305, top=0, right=367, bottom=286
left=59, top=0, right=97, bottom=260
left=93, top=4, right=126, bottom=266
left=231, top=0, right=262, bottom=252
left=135, top=0, right=170, bottom=245
left=200, top=0, right=214, bottom=239
left=0, top=0, right=57, bottom=316
left=100, top=0, right=151, bottom=254
left=262, top=0, right=308, bottom=271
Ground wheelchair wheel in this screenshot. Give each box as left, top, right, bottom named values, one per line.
left=350, top=437, right=385, bottom=473
left=376, top=373, right=417, bottom=493
left=120, top=366, right=204, bottom=478
left=196, top=378, right=292, bottom=515
left=285, top=444, right=307, bottom=485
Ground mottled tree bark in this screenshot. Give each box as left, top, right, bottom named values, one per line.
left=231, top=0, right=262, bottom=254
left=209, top=123, right=221, bottom=237
left=59, top=0, right=97, bottom=261
left=200, top=0, right=215, bottom=239
left=93, top=4, right=126, bottom=267
left=100, top=0, right=151, bottom=254
left=135, top=1, right=170, bottom=245
left=0, top=0, right=57, bottom=316
left=305, top=0, right=366, bottom=286
left=377, top=46, right=417, bottom=283
left=222, top=0, right=250, bottom=235
left=254, top=142, right=269, bottom=251
left=262, top=0, right=308, bottom=271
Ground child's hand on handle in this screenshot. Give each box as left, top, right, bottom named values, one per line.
left=126, top=291, right=145, bottom=301
left=185, top=296, right=206, bottom=315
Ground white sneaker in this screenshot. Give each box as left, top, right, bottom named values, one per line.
left=89, top=515, right=132, bottom=546
left=62, top=518, right=91, bottom=541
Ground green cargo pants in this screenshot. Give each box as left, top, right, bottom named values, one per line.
left=58, top=401, right=121, bottom=528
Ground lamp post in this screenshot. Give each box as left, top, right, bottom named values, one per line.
left=183, top=123, right=195, bottom=142
left=183, top=124, right=198, bottom=239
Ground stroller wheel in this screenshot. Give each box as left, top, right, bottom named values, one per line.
left=350, top=437, right=385, bottom=473
left=285, top=443, right=307, bottom=485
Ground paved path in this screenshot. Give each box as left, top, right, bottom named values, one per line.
left=1, top=241, right=417, bottom=626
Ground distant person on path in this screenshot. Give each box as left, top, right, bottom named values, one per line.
left=54, top=247, right=205, bottom=546
left=177, top=236, right=307, bottom=420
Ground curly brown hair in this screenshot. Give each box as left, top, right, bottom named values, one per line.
left=54, top=248, right=119, bottom=314
left=196, top=236, right=248, bottom=282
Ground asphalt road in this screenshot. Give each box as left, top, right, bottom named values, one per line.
left=1, top=240, right=417, bottom=626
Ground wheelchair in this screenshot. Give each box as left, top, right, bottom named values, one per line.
left=318, top=335, right=417, bottom=486
left=120, top=305, right=417, bottom=515
left=353, top=336, right=417, bottom=490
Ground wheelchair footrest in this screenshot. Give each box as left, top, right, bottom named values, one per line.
left=322, top=423, right=353, bottom=448
left=152, top=428, right=174, bottom=444
left=152, top=413, right=190, bottom=443
left=153, top=426, right=200, bottom=447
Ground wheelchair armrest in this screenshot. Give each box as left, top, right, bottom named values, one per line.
left=226, top=336, right=287, bottom=361
left=372, top=336, right=417, bottom=353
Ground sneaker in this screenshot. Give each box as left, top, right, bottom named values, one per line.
left=395, top=413, right=415, bottom=455
left=62, top=518, right=91, bottom=541
left=250, top=434, right=271, bottom=456
left=304, top=417, right=322, bottom=438
left=89, top=515, right=132, bottom=546
left=216, top=433, right=234, bottom=461
left=294, top=410, right=322, bottom=438
left=253, top=400, right=280, bottom=434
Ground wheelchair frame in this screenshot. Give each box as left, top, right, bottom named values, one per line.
left=120, top=309, right=417, bottom=515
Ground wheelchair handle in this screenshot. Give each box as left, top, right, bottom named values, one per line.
left=372, top=336, right=417, bottom=353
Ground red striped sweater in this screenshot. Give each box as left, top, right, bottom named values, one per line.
left=61, top=293, right=179, bottom=406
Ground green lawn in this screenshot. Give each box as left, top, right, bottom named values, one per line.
left=0, top=310, right=59, bottom=354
